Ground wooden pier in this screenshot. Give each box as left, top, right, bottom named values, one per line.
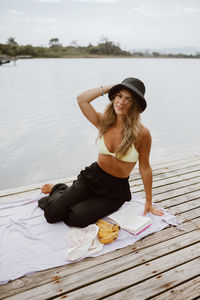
left=0, top=155, right=200, bottom=300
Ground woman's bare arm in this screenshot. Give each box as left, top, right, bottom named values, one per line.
left=138, top=127, right=164, bottom=216
left=77, top=84, right=114, bottom=127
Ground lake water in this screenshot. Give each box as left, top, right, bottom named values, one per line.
left=0, top=58, right=200, bottom=191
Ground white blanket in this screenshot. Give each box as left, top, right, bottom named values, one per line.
left=0, top=192, right=182, bottom=285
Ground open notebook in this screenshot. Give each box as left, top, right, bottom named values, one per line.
left=106, top=204, right=152, bottom=235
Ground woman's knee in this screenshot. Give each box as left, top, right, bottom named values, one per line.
left=65, top=207, right=93, bottom=228
left=44, top=206, right=61, bottom=224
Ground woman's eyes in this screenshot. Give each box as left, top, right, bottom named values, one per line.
left=117, top=94, right=132, bottom=102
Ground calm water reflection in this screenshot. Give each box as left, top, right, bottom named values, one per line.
left=0, top=58, right=200, bottom=190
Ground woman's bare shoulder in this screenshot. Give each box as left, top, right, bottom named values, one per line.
left=137, top=125, right=152, bottom=157
left=134, top=125, right=151, bottom=151
left=140, top=124, right=151, bottom=140
left=98, top=112, right=103, bottom=119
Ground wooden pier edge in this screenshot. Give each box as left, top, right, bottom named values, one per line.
left=0, top=153, right=199, bottom=198
left=0, top=154, right=199, bottom=300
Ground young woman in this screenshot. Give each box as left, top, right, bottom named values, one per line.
left=38, top=77, right=164, bottom=228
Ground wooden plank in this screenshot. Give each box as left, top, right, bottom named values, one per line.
left=3, top=236, right=200, bottom=300
left=1, top=210, right=199, bottom=299
left=0, top=220, right=197, bottom=298
left=0, top=155, right=199, bottom=198
left=130, top=161, right=200, bottom=183
left=150, top=197, right=200, bottom=218
left=132, top=170, right=200, bottom=193
left=149, top=155, right=200, bottom=169
left=153, top=184, right=200, bottom=203
left=150, top=275, right=200, bottom=300
left=1, top=174, right=199, bottom=206
left=104, top=260, right=200, bottom=300
left=0, top=155, right=199, bottom=201
left=166, top=199, right=200, bottom=215
left=133, top=177, right=200, bottom=198
left=52, top=244, right=200, bottom=300
left=0, top=175, right=75, bottom=198
left=0, top=190, right=41, bottom=204
left=0, top=155, right=199, bottom=300
left=148, top=154, right=200, bottom=171
left=157, top=190, right=200, bottom=208
left=179, top=207, right=200, bottom=221
left=129, top=161, right=200, bottom=184
left=1, top=162, right=199, bottom=207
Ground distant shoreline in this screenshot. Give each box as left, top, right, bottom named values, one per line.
left=1, top=38, right=200, bottom=60
left=1, top=55, right=199, bottom=61
left=32, top=55, right=199, bottom=59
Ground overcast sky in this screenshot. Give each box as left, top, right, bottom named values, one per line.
left=0, top=0, right=200, bottom=50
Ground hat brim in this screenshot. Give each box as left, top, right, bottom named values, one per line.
left=108, top=83, right=147, bottom=112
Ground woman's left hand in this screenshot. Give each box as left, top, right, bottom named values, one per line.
left=144, top=203, right=164, bottom=216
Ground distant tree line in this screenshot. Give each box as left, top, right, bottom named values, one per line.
left=0, top=37, right=200, bottom=58
left=0, top=37, right=132, bottom=58
left=132, top=50, right=200, bottom=59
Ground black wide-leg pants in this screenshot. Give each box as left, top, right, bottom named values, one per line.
left=38, top=162, right=131, bottom=228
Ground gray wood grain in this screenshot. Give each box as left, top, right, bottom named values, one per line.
left=0, top=155, right=200, bottom=300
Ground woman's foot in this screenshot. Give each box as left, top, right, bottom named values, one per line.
left=41, top=184, right=54, bottom=194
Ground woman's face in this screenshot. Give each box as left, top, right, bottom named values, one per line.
left=113, top=89, right=133, bottom=116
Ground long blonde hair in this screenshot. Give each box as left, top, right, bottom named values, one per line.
left=98, top=92, right=142, bottom=159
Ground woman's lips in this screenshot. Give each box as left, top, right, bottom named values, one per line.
left=116, top=105, right=123, bottom=110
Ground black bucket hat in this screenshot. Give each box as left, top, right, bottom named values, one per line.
left=108, top=77, right=147, bottom=112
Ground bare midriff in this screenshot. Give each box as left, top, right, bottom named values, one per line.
left=97, top=154, right=137, bottom=178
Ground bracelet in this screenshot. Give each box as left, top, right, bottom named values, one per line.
left=100, top=85, right=104, bottom=96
